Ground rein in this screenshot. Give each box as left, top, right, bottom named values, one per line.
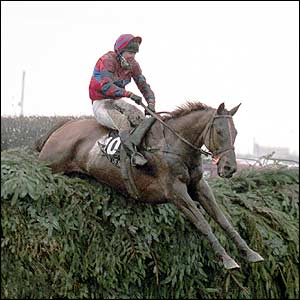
left=140, top=102, right=212, bottom=156
left=140, top=103, right=235, bottom=162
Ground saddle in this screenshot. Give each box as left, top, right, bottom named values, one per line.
left=98, top=117, right=156, bottom=199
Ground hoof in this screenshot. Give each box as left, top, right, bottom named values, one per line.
left=222, top=255, right=240, bottom=270
left=247, top=250, right=264, bottom=263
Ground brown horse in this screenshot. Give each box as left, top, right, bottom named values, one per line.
left=35, top=101, right=264, bottom=269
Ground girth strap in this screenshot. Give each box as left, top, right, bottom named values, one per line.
left=120, top=147, right=140, bottom=199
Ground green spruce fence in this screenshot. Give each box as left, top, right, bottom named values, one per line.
left=1, top=146, right=299, bottom=299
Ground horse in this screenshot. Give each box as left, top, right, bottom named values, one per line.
left=34, top=101, right=264, bottom=269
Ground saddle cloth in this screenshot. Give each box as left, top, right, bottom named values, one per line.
left=96, top=117, right=156, bottom=199
left=96, top=130, right=141, bottom=199
left=97, top=117, right=156, bottom=168
left=97, top=130, right=122, bottom=168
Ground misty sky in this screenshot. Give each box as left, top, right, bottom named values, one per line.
left=1, top=1, right=299, bottom=155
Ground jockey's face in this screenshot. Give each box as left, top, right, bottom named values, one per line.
left=120, top=51, right=136, bottom=70
left=122, top=51, right=136, bottom=62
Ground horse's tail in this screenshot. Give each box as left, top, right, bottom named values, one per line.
left=34, top=119, right=72, bottom=152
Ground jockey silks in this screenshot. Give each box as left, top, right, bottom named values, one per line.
left=89, top=51, right=155, bottom=103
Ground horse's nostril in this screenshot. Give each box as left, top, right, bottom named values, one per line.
left=224, top=165, right=236, bottom=176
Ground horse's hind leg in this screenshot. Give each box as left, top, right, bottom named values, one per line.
left=189, top=178, right=264, bottom=263
left=171, top=180, right=240, bottom=270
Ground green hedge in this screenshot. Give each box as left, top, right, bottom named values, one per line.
left=1, top=116, right=92, bottom=150
left=1, top=147, right=299, bottom=299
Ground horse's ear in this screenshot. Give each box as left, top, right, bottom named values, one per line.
left=229, top=103, right=241, bottom=116
left=217, top=103, right=225, bottom=115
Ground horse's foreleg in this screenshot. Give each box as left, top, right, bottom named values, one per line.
left=171, top=180, right=240, bottom=270
left=189, top=178, right=264, bottom=263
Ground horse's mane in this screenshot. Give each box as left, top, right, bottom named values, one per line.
left=162, top=101, right=212, bottom=121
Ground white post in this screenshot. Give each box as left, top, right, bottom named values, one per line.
left=20, top=70, right=25, bottom=116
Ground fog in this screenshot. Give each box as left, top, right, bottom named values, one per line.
left=1, top=1, right=299, bottom=155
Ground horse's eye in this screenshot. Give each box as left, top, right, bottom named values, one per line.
left=216, top=129, right=223, bottom=135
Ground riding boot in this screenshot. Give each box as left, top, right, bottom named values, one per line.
left=119, top=130, right=148, bottom=167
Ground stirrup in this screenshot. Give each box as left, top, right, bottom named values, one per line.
left=130, top=151, right=148, bottom=167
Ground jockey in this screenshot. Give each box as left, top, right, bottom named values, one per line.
left=89, top=34, right=156, bottom=166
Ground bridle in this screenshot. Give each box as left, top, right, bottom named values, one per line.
left=200, top=113, right=235, bottom=164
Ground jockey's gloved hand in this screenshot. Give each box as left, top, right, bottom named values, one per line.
left=128, top=92, right=142, bottom=105
left=145, top=102, right=155, bottom=116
